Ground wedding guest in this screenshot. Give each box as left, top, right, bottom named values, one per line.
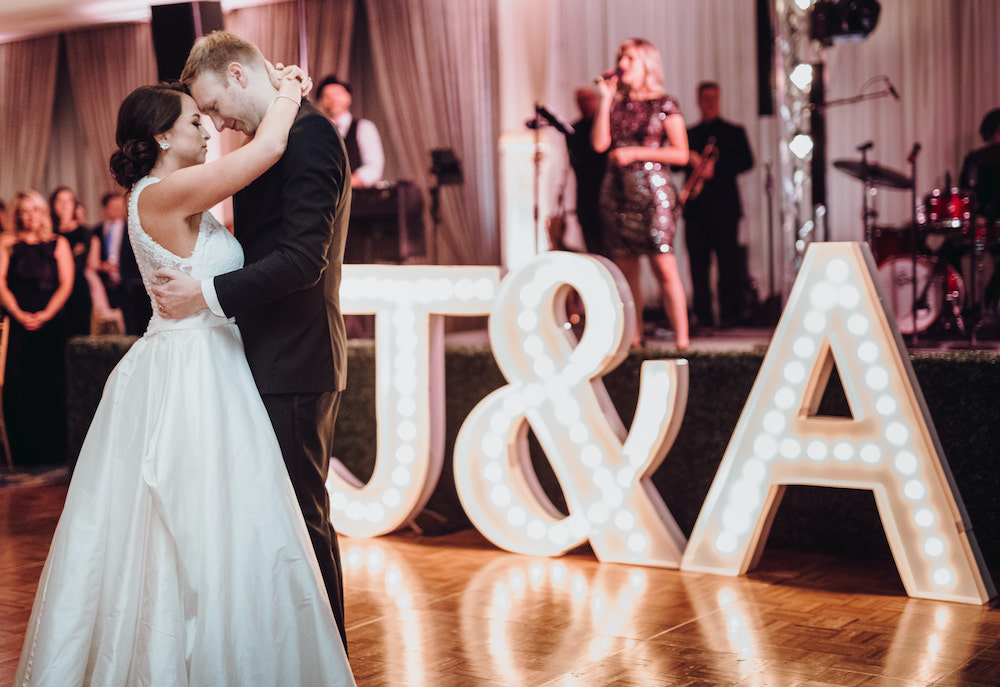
left=0, top=190, right=74, bottom=465
left=49, top=186, right=105, bottom=335
left=94, top=191, right=150, bottom=334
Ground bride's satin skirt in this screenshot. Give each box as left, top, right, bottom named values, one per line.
left=16, top=319, right=355, bottom=687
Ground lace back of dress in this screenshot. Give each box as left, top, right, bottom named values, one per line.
left=128, top=178, right=185, bottom=320
left=126, top=176, right=243, bottom=324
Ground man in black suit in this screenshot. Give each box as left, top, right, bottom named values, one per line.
left=960, top=109, right=1000, bottom=311
left=152, top=31, right=350, bottom=648
left=565, top=87, right=608, bottom=257
left=682, top=81, right=754, bottom=329
left=94, top=192, right=151, bottom=335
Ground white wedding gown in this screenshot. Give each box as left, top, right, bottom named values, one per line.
left=15, top=177, right=356, bottom=687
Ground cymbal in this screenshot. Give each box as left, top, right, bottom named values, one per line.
left=833, top=159, right=913, bottom=189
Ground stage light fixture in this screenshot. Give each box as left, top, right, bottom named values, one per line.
left=789, top=63, right=813, bottom=90
left=810, top=0, right=881, bottom=46
left=790, top=134, right=814, bottom=159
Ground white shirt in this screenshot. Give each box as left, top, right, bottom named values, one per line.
left=332, top=112, right=385, bottom=187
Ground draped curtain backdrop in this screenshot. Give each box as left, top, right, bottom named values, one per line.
left=0, top=36, right=59, bottom=208
left=305, top=0, right=354, bottom=82
left=365, top=0, right=498, bottom=266
left=64, top=23, right=158, bottom=200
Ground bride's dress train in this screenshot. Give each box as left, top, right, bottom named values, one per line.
left=15, top=176, right=355, bottom=686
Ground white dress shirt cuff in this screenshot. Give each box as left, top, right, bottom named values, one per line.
left=201, top=278, right=226, bottom=317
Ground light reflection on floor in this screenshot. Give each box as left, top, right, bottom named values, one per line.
left=338, top=530, right=1000, bottom=687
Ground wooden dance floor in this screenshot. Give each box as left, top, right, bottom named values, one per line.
left=2, top=482, right=999, bottom=686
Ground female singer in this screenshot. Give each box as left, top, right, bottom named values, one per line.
left=593, top=37, right=690, bottom=349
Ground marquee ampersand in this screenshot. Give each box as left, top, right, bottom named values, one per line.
left=453, top=252, right=689, bottom=566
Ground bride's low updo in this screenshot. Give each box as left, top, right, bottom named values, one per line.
left=110, top=83, right=189, bottom=189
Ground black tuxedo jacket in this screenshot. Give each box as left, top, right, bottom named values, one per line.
left=683, top=118, right=754, bottom=221
left=215, top=101, right=350, bottom=395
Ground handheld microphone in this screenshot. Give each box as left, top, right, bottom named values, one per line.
left=594, top=68, right=622, bottom=84
left=907, top=142, right=921, bottom=164
left=887, top=81, right=900, bottom=100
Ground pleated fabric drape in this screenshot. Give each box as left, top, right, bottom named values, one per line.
left=64, top=23, right=158, bottom=198
left=306, top=0, right=355, bottom=84
left=0, top=36, right=59, bottom=204
left=364, top=0, right=498, bottom=265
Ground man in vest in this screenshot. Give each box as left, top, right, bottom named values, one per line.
left=316, top=75, right=385, bottom=188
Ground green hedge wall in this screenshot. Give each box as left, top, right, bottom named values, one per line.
left=66, top=338, right=1000, bottom=567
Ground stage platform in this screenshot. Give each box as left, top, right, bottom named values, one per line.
left=61, top=326, right=1000, bottom=571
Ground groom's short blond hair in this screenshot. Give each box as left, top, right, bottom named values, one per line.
left=180, top=30, right=265, bottom=84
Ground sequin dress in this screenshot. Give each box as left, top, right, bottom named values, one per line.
left=599, top=94, right=683, bottom=255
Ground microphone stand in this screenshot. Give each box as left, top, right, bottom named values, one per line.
left=856, top=141, right=877, bottom=247
left=764, top=161, right=780, bottom=324
left=531, top=104, right=543, bottom=253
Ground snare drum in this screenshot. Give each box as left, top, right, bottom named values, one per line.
left=922, top=187, right=973, bottom=233
left=878, top=255, right=964, bottom=334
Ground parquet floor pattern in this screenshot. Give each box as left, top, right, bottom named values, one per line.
left=2, top=483, right=999, bottom=687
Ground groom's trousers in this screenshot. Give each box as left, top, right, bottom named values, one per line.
left=261, top=390, right=347, bottom=653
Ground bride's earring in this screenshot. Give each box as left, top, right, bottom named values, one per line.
left=159, top=140, right=170, bottom=151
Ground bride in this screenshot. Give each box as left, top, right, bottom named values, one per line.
left=15, top=67, right=355, bottom=686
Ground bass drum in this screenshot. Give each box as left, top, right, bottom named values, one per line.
left=878, top=255, right=964, bottom=334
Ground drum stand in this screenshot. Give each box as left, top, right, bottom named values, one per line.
left=857, top=145, right=879, bottom=247
left=947, top=210, right=988, bottom=350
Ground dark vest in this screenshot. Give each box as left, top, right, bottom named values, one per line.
left=344, top=119, right=362, bottom=173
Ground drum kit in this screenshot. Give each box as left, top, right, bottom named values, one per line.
left=834, top=152, right=994, bottom=341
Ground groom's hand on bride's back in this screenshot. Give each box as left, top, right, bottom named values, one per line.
left=151, top=267, right=209, bottom=320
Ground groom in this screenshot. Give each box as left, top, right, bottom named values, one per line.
left=152, top=31, right=350, bottom=648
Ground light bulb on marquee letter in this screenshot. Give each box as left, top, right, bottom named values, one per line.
left=332, top=265, right=501, bottom=537
left=454, top=252, right=689, bottom=566
left=680, top=243, right=996, bottom=605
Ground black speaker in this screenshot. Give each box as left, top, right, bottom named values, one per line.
left=150, top=2, right=224, bottom=82
left=756, top=0, right=775, bottom=116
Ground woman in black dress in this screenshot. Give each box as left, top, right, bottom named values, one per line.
left=0, top=190, right=75, bottom=465
left=50, top=186, right=103, bottom=336
left=593, top=37, right=690, bottom=349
